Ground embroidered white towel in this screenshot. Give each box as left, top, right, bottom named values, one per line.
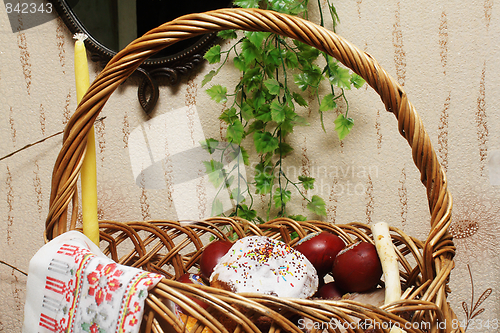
left=23, top=230, right=163, bottom=333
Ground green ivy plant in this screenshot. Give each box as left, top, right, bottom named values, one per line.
left=201, top=0, right=365, bottom=223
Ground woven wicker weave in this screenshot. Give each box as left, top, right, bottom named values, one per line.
left=45, top=8, right=460, bottom=333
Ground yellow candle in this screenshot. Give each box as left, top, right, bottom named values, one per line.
left=74, top=34, right=99, bottom=245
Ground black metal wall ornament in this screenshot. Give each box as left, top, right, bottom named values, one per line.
left=50, top=0, right=232, bottom=115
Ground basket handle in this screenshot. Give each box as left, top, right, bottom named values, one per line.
left=46, top=7, right=453, bottom=278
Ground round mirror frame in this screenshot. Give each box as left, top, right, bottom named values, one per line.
left=50, top=0, right=231, bottom=114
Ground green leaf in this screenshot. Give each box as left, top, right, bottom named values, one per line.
left=254, top=163, right=274, bottom=194
left=203, top=160, right=225, bottom=188
left=307, top=195, right=326, bottom=216
left=329, top=4, right=340, bottom=30
left=231, top=188, right=246, bottom=204
left=204, top=45, right=221, bottom=64
left=242, top=68, right=262, bottom=93
left=237, top=204, right=257, bottom=221
left=252, top=90, right=267, bottom=110
left=246, top=119, right=266, bottom=135
left=294, top=40, right=320, bottom=63
left=211, top=199, right=224, bottom=216
left=319, top=93, right=337, bottom=112
left=284, top=50, right=299, bottom=69
left=288, top=214, right=307, bottom=221
left=292, top=92, right=308, bottom=107
left=200, top=138, right=219, bottom=154
left=273, top=188, right=291, bottom=208
left=202, top=69, right=217, bottom=87
left=334, top=114, right=354, bottom=140
left=241, top=39, right=261, bottom=65
left=294, top=73, right=310, bottom=91
left=206, top=85, right=227, bottom=103
left=81, top=323, right=91, bottom=332
left=275, top=142, right=293, bottom=156
left=298, top=175, right=315, bottom=190
left=253, top=131, right=279, bottom=154
left=264, top=78, right=281, bottom=96
left=240, top=102, right=255, bottom=121
left=239, top=145, right=250, bottom=165
left=233, top=0, right=259, bottom=8
left=350, top=73, right=366, bottom=89
left=270, top=100, right=286, bottom=123
left=233, top=56, right=246, bottom=71
left=294, top=66, right=322, bottom=90
left=226, top=119, right=245, bottom=144
left=245, top=31, right=270, bottom=48
left=328, top=63, right=352, bottom=90
left=255, top=104, right=272, bottom=122
left=219, top=107, right=238, bottom=124
left=218, top=29, right=237, bottom=40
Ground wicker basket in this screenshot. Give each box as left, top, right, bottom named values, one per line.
left=45, top=8, right=460, bottom=333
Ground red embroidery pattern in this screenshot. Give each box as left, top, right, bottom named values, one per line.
left=57, top=243, right=92, bottom=263
left=87, top=263, right=123, bottom=306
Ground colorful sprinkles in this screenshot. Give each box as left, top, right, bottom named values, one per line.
left=210, top=236, right=318, bottom=299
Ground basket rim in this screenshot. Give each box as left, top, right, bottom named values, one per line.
left=44, top=7, right=457, bottom=332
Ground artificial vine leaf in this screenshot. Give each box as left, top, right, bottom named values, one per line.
left=241, top=102, right=255, bottom=121
left=211, top=199, right=224, bottom=216
left=264, top=78, right=281, bottom=96
left=253, top=90, right=267, bottom=110
left=328, top=63, right=351, bottom=90
left=203, top=160, right=225, bottom=188
left=233, top=56, right=246, bottom=72
left=219, top=107, right=238, bottom=124
left=237, top=204, right=257, bottom=221
left=202, top=70, right=217, bottom=87
left=200, top=138, right=219, bottom=154
left=307, top=195, right=326, bottom=216
left=270, top=100, right=286, bottom=123
left=231, top=188, right=246, bottom=204
left=285, top=50, right=299, bottom=68
left=255, top=104, right=272, bottom=122
left=276, top=142, right=293, bottom=156
left=204, top=45, right=221, bottom=64
left=288, top=214, right=307, bottom=221
left=294, top=40, right=320, bottom=64
left=241, top=39, right=261, bottom=65
left=206, top=85, right=227, bottom=103
left=226, top=119, right=245, bottom=144
left=254, top=163, right=274, bottom=194
left=294, top=73, right=311, bottom=91
left=246, top=119, right=266, bottom=135
left=350, top=73, right=366, bottom=89
left=294, top=66, right=322, bottom=90
left=298, top=175, right=315, bottom=190
left=233, top=0, right=259, bottom=8
left=239, top=146, right=250, bottom=165
left=242, top=68, right=262, bottom=93
left=334, top=114, right=354, bottom=140
left=218, top=30, right=237, bottom=40
left=292, top=92, right=308, bottom=107
left=270, top=0, right=294, bottom=13
left=254, top=131, right=279, bottom=154
left=329, top=4, right=340, bottom=30
left=273, top=188, right=292, bottom=208
left=319, top=93, right=337, bottom=112
left=245, top=31, right=270, bottom=48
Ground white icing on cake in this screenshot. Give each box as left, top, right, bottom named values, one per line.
left=210, top=236, right=318, bottom=298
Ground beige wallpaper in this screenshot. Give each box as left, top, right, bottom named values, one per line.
left=1, top=1, right=500, bottom=332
